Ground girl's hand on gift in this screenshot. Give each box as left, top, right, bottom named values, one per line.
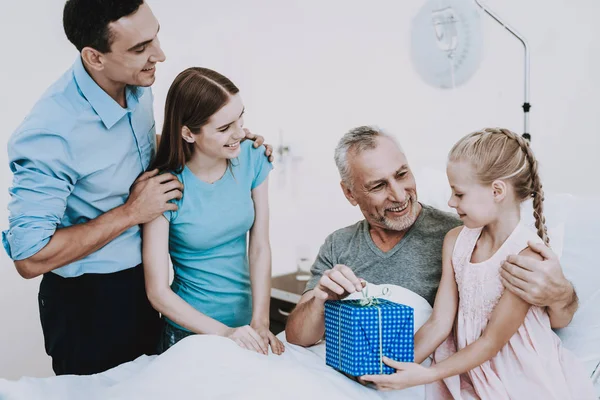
left=251, top=321, right=285, bottom=355
left=222, top=325, right=269, bottom=355
left=360, top=357, right=438, bottom=391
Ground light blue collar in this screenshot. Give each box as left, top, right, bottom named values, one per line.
left=73, top=56, right=141, bottom=130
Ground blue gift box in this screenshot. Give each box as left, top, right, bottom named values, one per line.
left=324, top=298, right=414, bottom=376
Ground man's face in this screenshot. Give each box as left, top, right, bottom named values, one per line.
left=98, top=3, right=166, bottom=87
left=342, top=136, right=420, bottom=232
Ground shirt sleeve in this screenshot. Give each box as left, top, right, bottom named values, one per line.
left=162, top=208, right=175, bottom=223
left=251, top=144, right=273, bottom=190
left=2, top=129, right=78, bottom=260
left=304, top=234, right=336, bottom=293
left=161, top=171, right=182, bottom=223
left=162, top=200, right=180, bottom=223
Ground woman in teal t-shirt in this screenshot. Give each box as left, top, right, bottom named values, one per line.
left=142, top=67, right=283, bottom=356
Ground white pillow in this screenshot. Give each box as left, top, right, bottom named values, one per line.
left=552, top=195, right=600, bottom=391
left=519, top=194, right=571, bottom=259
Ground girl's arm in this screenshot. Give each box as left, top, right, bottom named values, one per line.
left=248, top=177, right=284, bottom=354
left=248, top=177, right=272, bottom=326
left=429, top=276, right=532, bottom=380
left=142, top=216, right=231, bottom=335
left=413, top=227, right=461, bottom=363
left=143, top=216, right=270, bottom=355
left=362, top=247, right=542, bottom=390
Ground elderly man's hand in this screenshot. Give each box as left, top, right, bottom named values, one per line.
left=313, top=264, right=364, bottom=303
left=500, top=240, right=573, bottom=308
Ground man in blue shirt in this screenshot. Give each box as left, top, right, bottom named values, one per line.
left=3, top=0, right=271, bottom=375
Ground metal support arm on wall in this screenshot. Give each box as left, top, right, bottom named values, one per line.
left=475, top=0, right=531, bottom=140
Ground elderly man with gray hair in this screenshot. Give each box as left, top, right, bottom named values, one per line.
left=285, top=126, right=577, bottom=374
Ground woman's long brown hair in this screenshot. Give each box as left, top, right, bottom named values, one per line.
left=150, top=67, right=239, bottom=173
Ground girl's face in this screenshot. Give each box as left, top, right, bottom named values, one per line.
left=187, top=93, right=246, bottom=160
left=446, top=160, right=498, bottom=228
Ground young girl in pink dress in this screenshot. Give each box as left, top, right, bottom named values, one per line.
left=363, top=128, right=596, bottom=399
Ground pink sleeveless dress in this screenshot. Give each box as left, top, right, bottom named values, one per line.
left=426, top=223, right=596, bottom=400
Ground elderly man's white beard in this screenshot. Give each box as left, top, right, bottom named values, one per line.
left=378, top=194, right=419, bottom=232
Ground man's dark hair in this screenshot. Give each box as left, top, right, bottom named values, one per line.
left=63, top=0, right=144, bottom=53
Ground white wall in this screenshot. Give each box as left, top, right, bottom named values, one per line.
left=0, top=0, right=598, bottom=379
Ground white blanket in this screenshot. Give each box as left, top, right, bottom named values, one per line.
left=0, top=285, right=432, bottom=400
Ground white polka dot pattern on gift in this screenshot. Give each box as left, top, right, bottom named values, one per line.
left=324, top=299, right=414, bottom=377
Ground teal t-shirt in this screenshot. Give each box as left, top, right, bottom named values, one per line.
left=163, top=141, right=273, bottom=330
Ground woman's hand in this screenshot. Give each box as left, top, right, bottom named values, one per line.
left=360, top=358, right=438, bottom=391
left=221, top=325, right=269, bottom=355
left=251, top=321, right=285, bottom=355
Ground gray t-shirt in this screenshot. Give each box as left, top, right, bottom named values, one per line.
left=305, top=204, right=461, bottom=306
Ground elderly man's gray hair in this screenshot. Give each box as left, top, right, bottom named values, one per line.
left=334, top=125, right=404, bottom=186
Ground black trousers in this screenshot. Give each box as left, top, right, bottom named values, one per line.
left=38, top=264, right=162, bottom=375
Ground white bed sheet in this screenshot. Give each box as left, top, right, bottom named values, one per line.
left=0, top=284, right=430, bottom=400
left=0, top=337, right=425, bottom=400
left=2, top=282, right=596, bottom=399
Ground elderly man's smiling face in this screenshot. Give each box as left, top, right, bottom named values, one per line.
left=342, top=136, right=420, bottom=232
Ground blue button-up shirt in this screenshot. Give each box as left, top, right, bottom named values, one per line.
left=2, top=57, right=156, bottom=277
